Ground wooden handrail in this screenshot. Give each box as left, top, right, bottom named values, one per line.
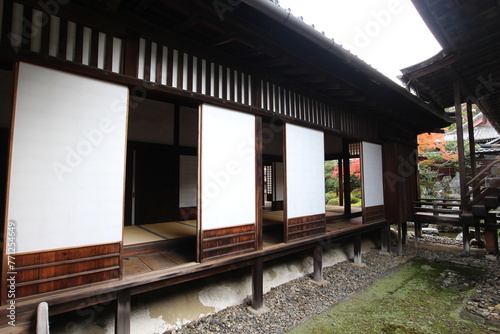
left=414, top=198, right=461, bottom=202
left=466, top=158, right=500, bottom=187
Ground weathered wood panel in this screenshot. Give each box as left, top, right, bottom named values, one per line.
left=201, top=224, right=256, bottom=260
left=287, top=214, right=326, bottom=241
left=364, top=205, right=385, bottom=224
left=7, top=243, right=120, bottom=300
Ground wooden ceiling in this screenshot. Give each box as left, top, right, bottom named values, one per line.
left=72, top=0, right=450, bottom=133
left=401, top=0, right=500, bottom=131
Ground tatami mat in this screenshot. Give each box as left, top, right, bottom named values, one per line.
left=123, top=225, right=165, bottom=245
left=143, top=222, right=196, bottom=239
left=124, top=221, right=197, bottom=246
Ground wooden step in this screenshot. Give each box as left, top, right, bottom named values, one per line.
left=472, top=205, right=488, bottom=217
left=460, top=213, right=475, bottom=225
left=485, top=177, right=500, bottom=188
left=484, top=196, right=500, bottom=210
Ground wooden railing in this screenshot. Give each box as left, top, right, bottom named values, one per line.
left=465, top=159, right=500, bottom=209
left=412, top=198, right=461, bottom=225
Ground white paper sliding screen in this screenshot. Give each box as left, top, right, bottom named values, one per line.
left=284, top=124, right=325, bottom=242
left=361, top=141, right=385, bottom=223
left=7, top=63, right=128, bottom=254
left=199, top=104, right=256, bottom=260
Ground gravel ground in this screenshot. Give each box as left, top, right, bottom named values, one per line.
left=165, top=236, right=500, bottom=334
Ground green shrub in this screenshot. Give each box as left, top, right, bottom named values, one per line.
left=325, top=192, right=335, bottom=204
left=327, top=198, right=339, bottom=206
left=351, top=188, right=362, bottom=198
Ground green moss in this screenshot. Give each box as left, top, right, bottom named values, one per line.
left=287, top=259, right=494, bottom=334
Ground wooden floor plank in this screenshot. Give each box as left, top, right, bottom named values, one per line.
left=122, top=257, right=151, bottom=276
left=159, top=250, right=194, bottom=265
left=137, top=253, right=177, bottom=270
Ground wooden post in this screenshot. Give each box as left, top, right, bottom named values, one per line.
left=381, top=224, right=390, bottom=253
left=453, top=82, right=468, bottom=210
left=397, top=221, right=403, bottom=255
left=484, top=214, right=498, bottom=254
left=353, top=234, right=362, bottom=264
left=462, top=224, right=471, bottom=253
left=414, top=222, right=420, bottom=248
left=338, top=159, right=344, bottom=206
left=343, top=140, right=351, bottom=215
left=251, top=258, right=264, bottom=311
left=255, top=117, right=263, bottom=250
left=466, top=102, right=482, bottom=242
left=466, top=102, right=477, bottom=180
left=313, top=245, right=323, bottom=282
left=116, top=290, right=131, bottom=334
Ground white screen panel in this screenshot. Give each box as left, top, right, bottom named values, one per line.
left=179, top=155, right=197, bottom=208
left=362, top=142, right=384, bottom=207
left=285, top=124, right=325, bottom=219
left=200, top=104, right=256, bottom=230
left=7, top=63, right=128, bottom=253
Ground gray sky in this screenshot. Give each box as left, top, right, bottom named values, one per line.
left=278, top=0, right=442, bottom=82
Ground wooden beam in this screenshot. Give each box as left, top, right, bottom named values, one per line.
left=173, top=14, right=202, bottom=33
left=115, top=290, right=131, bottom=334
left=453, top=81, right=468, bottom=211
left=209, top=32, right=237, bottom=47
left=353, top=234, right=362, bottom=264
left=342, top=139, right=351, bottom=215
left=313, top=245, right=323, bottom=282
left=255, top=117, right=263, bottom=251
left=251, top=258, right=264, bottom=311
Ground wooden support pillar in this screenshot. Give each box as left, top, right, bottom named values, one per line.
left=381, top=224, right=390, bottom=253
left=255, top=117, right=263, bottom=251
left=453, top=82, right=468, bottom=210
left=462, top=224, right=471, bottom=252
left=313, top=245, right=323, bottom=282
left=338, top=159, right=344, bottom=206
left=414, top=221, right=420, bottom=248
left=485, top=214, right=498, bottom=254
left=397, top=221, right=403, bottom=255
left=116, top=290, right=131, bottom=334
left=353, top=234, right=362, bottom=264
left=251, top=258, right=264, bottom=311
left=343, top=140, right=351, bottom=215
left=466, top=102, right=477, bottom=180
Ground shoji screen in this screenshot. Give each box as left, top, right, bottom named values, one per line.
left=361, top=142, right=385, bottom=223
left=285, top=124, right=325, bottom=218
left=7, top=63, right=128, bottom=253
left=199, top=104, right=256, bottom=229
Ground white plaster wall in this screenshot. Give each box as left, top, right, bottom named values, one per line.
left=7, top=63, right=128, bottom=253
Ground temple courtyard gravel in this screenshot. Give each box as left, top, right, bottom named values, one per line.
left=165, top=235, right=500, bottom=334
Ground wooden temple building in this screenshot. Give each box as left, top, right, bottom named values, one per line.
left=401, top=0, right=500, bottom=254
left=0, top=0, right=468, bottom=332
